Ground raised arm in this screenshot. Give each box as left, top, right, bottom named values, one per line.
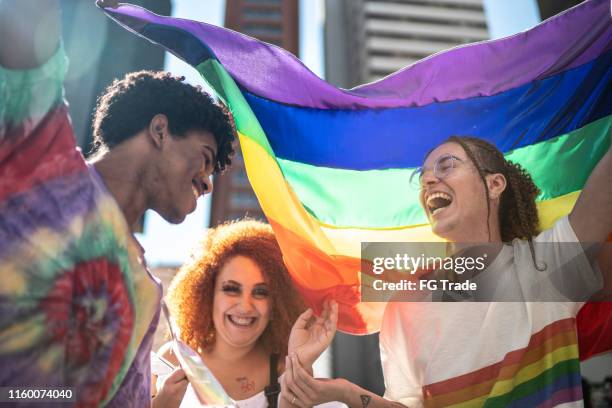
left=288, top=301, right=338, bottom=370
left=0, top=0, right=60, bottom=69
left=569, top=126, right=612, bottom=243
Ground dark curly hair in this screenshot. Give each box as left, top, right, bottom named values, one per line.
left=91, top=70, right=235, bottom=173
left=443, top=136, right=544, bottom=269
left=166, top=219, right=305, bottom=357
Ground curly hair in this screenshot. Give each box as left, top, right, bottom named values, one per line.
left=443, top=136, right=544, bottom=269
left=91, top=70, right=235, bottom=173
left=166, top=219, right=305, bottom=357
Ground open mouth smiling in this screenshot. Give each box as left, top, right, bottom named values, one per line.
left=191, top=177, right=205, bottom=199
left=426, top=191, right=453, bottom=216
left=227, top=315, right=257, bottom=327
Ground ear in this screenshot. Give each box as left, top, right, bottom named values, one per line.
left=486, top=173, right=507, bottom=200
left=148, top=114, right=169, bottom=149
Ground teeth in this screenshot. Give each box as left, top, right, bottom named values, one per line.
left=426, top=192, right=452, bottom=206
left=228, top=316, right=255, bottom=326
left=431, top=206, right=446, bottom=215
left=192, top=183, right=199, bottom=199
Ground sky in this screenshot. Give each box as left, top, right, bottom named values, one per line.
left=138, top=0, right=541, bottom=267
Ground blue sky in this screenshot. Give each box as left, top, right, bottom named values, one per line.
left=138, top=0, right=541, bottom=266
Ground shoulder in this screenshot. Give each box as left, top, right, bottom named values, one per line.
left=530, top=215, right=577, bottom=244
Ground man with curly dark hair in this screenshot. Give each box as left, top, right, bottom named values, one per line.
left=0, top=1, right=235, bottom=407
left=90, top=69, right=235, bottom=225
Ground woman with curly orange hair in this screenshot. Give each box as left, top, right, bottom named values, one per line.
left=151, top=219, right=339, bottom=408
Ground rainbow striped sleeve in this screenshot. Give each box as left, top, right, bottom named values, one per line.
left=0, top=46, right=161, bottom=406
left=102, top=0, right=611, bottom=336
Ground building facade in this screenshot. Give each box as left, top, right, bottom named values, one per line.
left=325, top=0, right=488, bottom=88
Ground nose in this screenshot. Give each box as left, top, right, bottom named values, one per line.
left=420, top=168, right=440, bottom=187
left=238, top=292, right=255, bottom=312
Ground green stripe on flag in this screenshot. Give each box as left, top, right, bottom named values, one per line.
left=194, top=57, right=609, bottom=229
left=278, top=117, right=610, bottom=228
left=196, top=59, right=275, bottom=158
left=483, top=358, right=580, bottom=408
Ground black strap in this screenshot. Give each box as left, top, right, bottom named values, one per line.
left=264, top=353, right=280, bottom=408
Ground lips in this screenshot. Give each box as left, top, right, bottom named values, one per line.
left=191, top=178, right=204, bottom=200
left=227, top=314, right=257, bottom=327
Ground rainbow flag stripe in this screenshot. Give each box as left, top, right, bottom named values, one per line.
left=103, top=0, right=611, bottom=334
left=422, top=319, right=581, bottom=407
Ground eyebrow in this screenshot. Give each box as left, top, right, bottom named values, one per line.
left=222, top=280, right=268, bottom=287
left=222, top=280, right=241, bottom=286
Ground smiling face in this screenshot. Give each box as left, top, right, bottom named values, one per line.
left=419, top=142, right=491, bottom=242
left=151, top=129, right=217, bottom=224
left=211, top=255, right=271, bottom=351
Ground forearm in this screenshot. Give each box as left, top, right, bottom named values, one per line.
left=569, top=137, right=612, bottom=243
left=338, top=380, right=408, bottom=408
left=0, top=0, right=60, bottom=69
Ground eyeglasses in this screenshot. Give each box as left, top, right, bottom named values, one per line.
left=409, top=154, right=465, bottom=190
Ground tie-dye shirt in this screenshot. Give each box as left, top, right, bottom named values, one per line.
left=0, top=45, right=162, bottom=407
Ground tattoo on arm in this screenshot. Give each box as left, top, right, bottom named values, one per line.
left=360, top=395, right=372, bottom=408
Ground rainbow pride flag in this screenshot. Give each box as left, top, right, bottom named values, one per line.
left=102, top=0, right=611, bottom=336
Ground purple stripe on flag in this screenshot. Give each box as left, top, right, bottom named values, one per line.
left=102, top=0, right=610, bottom=109
left=536, top=385, right=583, bottom=408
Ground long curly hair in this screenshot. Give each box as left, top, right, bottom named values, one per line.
left=443, top=136, right=544, bottom=269
left=166, top=219, right=305, bottom=357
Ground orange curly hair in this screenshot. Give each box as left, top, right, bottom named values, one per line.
left=166, top=219, right=305, bottom=357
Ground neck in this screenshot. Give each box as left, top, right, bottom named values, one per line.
left=447, top=213, right=503, bottom=253
left=89, top=145, right=148, bottom=230
left=208, top=340, right=264, bottom=363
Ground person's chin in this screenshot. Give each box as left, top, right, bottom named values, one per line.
left=175, top=199, right=197, bottom=223
left=160, top=208, right=188, bottom=224
left=224, top=333, right=260, bottom=349
left=431, top=218, right=456, bottom=240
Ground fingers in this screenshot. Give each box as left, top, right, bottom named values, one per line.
left=290, top=355, right=317, bottom=395
left=284, top=356, right=312, bottom=408
left=96, top=0, right=120, bottom=8
left=281, top=388, right=306, bottom=408
left=326, top=301, right=338, bottom=334
left=320, top=301, right=330, bottom=321
left=156, top=367, right=189, bottom=405
left=293, top=308, right=314, bottom=330
left=166, top=368, right=188, bottom=385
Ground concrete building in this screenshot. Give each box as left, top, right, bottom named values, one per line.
left=537, top=0, right=582, bottom=20
left=325, top=0, right=489, bottom=88
left=210, top=0, right=300, bottom=226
